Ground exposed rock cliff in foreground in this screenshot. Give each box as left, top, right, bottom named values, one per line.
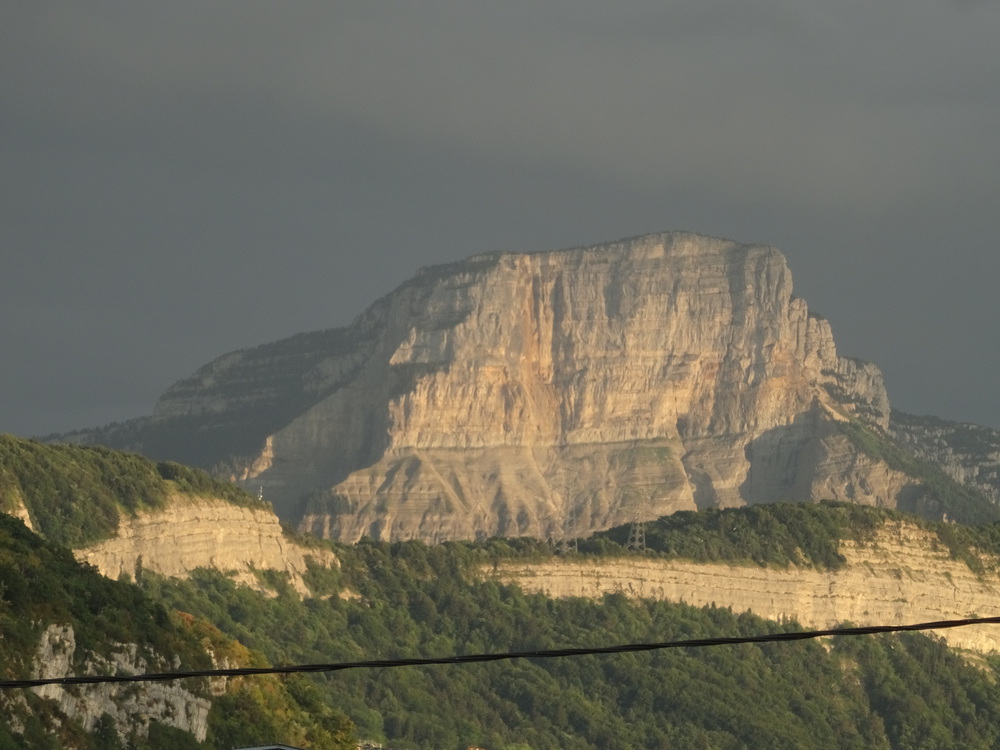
left=69, top=232, right=993, bottom=542
left=0, top=509, right=350, bottom=748
left=28, top=624, right=211, bottom=742
left=0, top=435, right=336, bottom=594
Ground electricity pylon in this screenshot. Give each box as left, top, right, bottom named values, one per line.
left=626, top=508, right=646, bottom=553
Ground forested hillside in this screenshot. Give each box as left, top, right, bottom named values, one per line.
left=7, top=434, right=1000, bottom=748
left=142, top=524, right=1000, bottom=749
left=0, top=435, right=265, bottom=547
left=592, top=500, right=1000, bottom=575
left=0, top=513, right=354, bottom=749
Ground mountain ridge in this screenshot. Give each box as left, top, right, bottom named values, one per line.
left=57, top=231, right=999, bottom=540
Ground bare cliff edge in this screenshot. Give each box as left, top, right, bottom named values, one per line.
left=70, top=231, right=984, bottom=542
left=11, top=494, right=339, bottom=597
left=72, top=495, right=336, bottom=597
left=27, top=624, right=211, bottom=742
left=493, top=522, right=1000, bottom=653
left=0, top=435, right=336, bottom=596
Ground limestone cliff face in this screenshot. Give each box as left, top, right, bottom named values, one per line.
left=282, top=232, right=895, bottom=542
left=72, top=231, right=919, bottom=542
left=494, top=523, right=1000, bottom=652
left=7, top=496, right=34, bottom=531
left=74, top=495, right=336, bottom=596
left=30, top=624, right=211, bottom=742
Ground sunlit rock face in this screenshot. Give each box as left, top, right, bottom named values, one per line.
left=73, top=495, right=337, bottom=596
left=77, top=232, right=901, bottom=542
left=236, top=232, right=892, bottom=542
left=492, top=522, right=1000, bottom=653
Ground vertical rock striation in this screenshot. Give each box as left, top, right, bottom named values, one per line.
left=73, top=232, right=942, bottom=542
left=31, top=624, right=211, bottom=742
left=256, top=233, right=894, bottom=541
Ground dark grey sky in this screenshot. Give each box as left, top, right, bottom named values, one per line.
left=2, top=1, right=998, bottom=437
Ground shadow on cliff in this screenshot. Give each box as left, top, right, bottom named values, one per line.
left=739, top=409, right=827, bottom=505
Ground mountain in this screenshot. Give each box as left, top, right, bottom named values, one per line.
left=0, top=437, right=353, bottom=748
left=63, top=231, right=999, bottom=542
left=890, top=410, right=1000, bottom=504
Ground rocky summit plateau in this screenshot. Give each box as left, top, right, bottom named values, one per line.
left=66, top=231, right=999, bottom=542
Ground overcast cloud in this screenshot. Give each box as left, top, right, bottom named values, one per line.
left=2, top=1, right=998, bottom=436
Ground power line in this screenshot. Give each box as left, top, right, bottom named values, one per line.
left=4, top=615, right=999, bottom=691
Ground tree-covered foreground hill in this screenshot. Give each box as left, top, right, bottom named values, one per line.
left=0, top=434, right=266, bottom=548
left=7, top=433, right=1000, bottom=748
left=0, top=513, right=354, bottom=750
left=141, top=526, right=1000, bottom=750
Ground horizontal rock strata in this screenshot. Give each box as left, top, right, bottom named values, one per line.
left=492, top=523, right=1000, bottom=652
left=74, top=496, right=335, bottom=596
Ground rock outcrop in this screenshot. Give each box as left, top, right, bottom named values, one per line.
left=891, top=410, right=1000, bottom=505
left=71, top=231, right=978, bottom=542
left=285, top=232, right=902, bottom=541
left=30, top=624, right=211, bottom=742
left=74, top=495, right=336, bottom=596
left=7, top=496, right=34, bottom=531
left=493, top=522, right=1000, bottom=652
